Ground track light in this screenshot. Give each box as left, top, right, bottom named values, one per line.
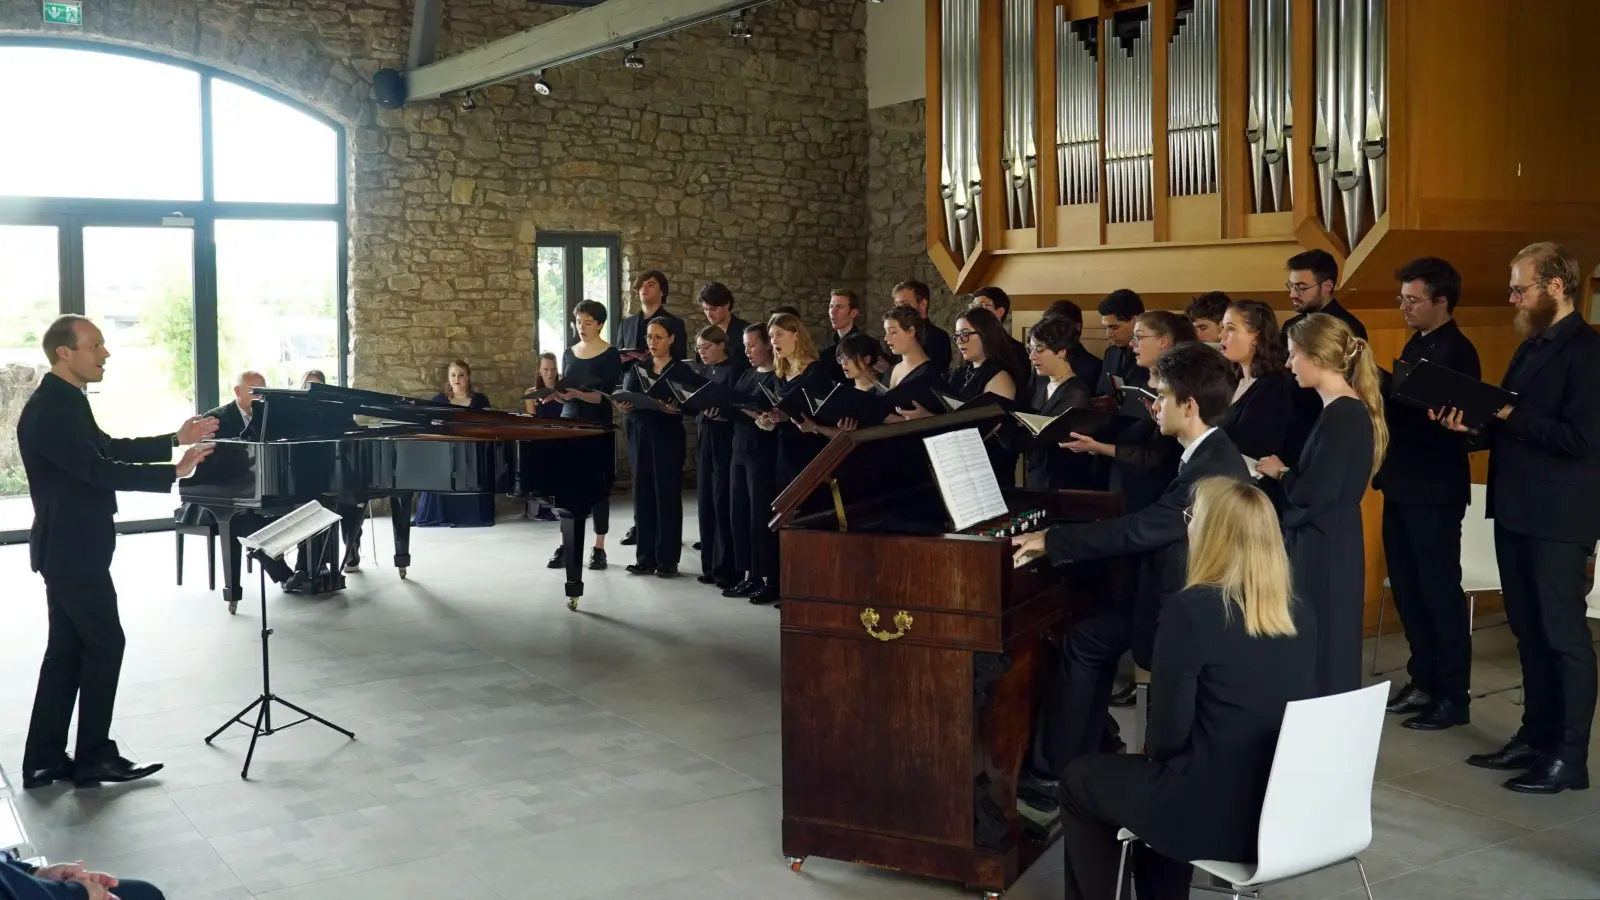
left=623, top=43, right=645, bottom=69
left=533, top=71, right=552, bottom=96
left=459, top=90, right=477, bottom=112
left=729, top=11, right=752, bottom=39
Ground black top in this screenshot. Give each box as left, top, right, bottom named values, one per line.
left=616, top=306, right=692, bottom=361
left=819, top=325, right=864, bottom=384
left=731, top=366, right=780, bottom=454
left=1046, top=428, right=1252, bottom=667
left=1068, top=343, right=1104, bottom=390
left=1282, top=297, right=1368, bottom=342
left=1112, top=415, right=1181, bottom=515
left=1376, top=320, right=1480, bottom=506
left=951, top=359, right=1006, bottom=400
left=1485, top=311, right=1600, bottom=542
left=18, top=372, right=177, bottom=576
left=620, top=359, right=685, bottom=427
left=1279, top=396, right=1374, bottom=532
left=718, top=315, right=752, bottom=372
left=205, top=401, right=251, bottom=440
left=1139, top=584, right=1319, bottom=863
left=1283, top=299, right=1369, bottom=450
left=1093, top=344, right=1139, bottom=397
left=1219, top=372, right=1300, bottom=463
left=560, top=346, right=624, bottom=425
left=1023, top=372, right=1095, bottom=490
left=921, top=318, right=954, bottom=374
left=696, top=358, right=740, bottom=430
left=430, top=391, right=490, bottom=410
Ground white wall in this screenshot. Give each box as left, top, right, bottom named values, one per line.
left=867, top=0, right=927, bottom=108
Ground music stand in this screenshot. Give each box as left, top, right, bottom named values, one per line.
left=205, top=501, right=356, bottom=778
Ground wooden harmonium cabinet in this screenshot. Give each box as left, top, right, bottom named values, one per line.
left=769, top=407, right=1122, bottom=896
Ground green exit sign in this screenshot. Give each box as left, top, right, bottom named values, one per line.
left=43, top=1, right=81, bottom=25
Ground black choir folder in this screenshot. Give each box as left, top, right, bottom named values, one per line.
left=1391, top=358, right=1516, bottom=430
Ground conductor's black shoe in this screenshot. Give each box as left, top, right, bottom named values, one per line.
left=547, top=546, right=566, bottom=569
left=723, top=578, right=759, bottom=598
left=588, top=548, right=608, bottom=570
left=656, top=566, right=680, bottom=579
left=1386, top=683, right=1432, bottom=715
left=626, top=564, right=655, bottom=576
left=22, top=756, right=72, bottom=790
left=1504, top=758, right=1589, bottom=794
left=621, top=528, right=637, bottom=546
left=74, top=757, right=164, bottom=788
left=1016, top=768, right=1060, bottom=813
left=1403, top=698, right=1470, bottom=731
left=748, top=583, right=779, bottom=605
left=1467, top=738, right=1542, bottom=771
left=1108, top=683, right=1137, bottom=708
left=697, top=573, right=718, bottom=585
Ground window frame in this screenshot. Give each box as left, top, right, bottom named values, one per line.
left=532, top=230, right=624, bottom=355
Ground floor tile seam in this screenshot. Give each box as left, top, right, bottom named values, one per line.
left=1375, top=779, right=1543, bottom=831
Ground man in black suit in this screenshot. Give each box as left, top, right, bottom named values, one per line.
left=818, top=288, right=864, bottom=383
left=891, top=279, right=953, bottom=374
left=18, top=315, right=217, bottom=789
left=1011, top=342, right=1250, bottom=805
left=1377, top=258, right=1481, bottom=731
left=1441, top=242, right=1600, bottom=794
left=1091, top=289, right=1144, bottom=397
left=1282, top=248, right=1368, bottom=340
left=697, top=282, right=750, bottom=371
left=616, top=269, right=690, bottom=361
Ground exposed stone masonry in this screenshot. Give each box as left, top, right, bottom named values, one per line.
left=866, top=99, right=964, bottom=330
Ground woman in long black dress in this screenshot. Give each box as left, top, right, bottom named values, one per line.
left=1217, top=299, right=1302, bottom=465
left=413, top=360, right=496, bottom=527
left=728, top=323, right=781, bottom=605
left=760, top=312, right=830, bottom=490
left=1021, top=315, right=1095, bottom=490
left=524, top=352, right=564, bottom=521
left=616, top=320, right=687, bottom=577
left=692, top=325, right=740, bottom=590
left=948, top=305, right=1029, bottom=483
left=546, top=301, right=621, bottom=570
left=881, top=305, right=946, bottom=418
left=796, top=332, right=888, bottom=440
left=1257, top=313, right=1387, bottom=695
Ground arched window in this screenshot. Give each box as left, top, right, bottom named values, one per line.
left=0, top=41, right=347, bottom=538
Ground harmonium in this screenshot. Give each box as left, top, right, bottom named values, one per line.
left=768, top=406, right=1123, bottom=897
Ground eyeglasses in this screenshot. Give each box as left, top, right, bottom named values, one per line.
left=1508, top=280, right=1545, bottom=300
left=953, top=330, right=977, bottom=343
left=1285, top=280, right=1320, bottom=295
left=1396, top=294, right=1431, bottom=309
left=1131, top=331, right=1154, bottom=344
left=1026, top=343, right=1050, bottom=356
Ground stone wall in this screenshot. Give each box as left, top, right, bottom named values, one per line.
left=0, top=0, right=869, bottom=409
left=866, top=98, right=962, bottom=331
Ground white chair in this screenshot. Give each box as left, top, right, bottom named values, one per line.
left=1113, top=683, right=1388, bottom=900
left=0, top=796, right=34, bottom=862
left=1370, top=484, right=1502, bottom=680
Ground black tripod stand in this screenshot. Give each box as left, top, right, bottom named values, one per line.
left=205, top=547, right=355, bottom=779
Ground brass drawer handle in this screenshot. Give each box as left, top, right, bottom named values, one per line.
left=861, top=607, right=913, bottom=642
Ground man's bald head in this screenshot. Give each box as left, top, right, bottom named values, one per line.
left=233, top=370, right=266, bottom=412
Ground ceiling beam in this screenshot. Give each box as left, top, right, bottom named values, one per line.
left=406, top=0, right=443, bottom=69
left=402, top=0, right=773, bottom=101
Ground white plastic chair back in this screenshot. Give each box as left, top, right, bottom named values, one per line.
left=1247, top=683, right=1387, bottom=884
left=1459, top=483, right=1500, bottom=594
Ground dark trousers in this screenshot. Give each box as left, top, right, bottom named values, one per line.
left=1032, top=609, right=1132, bottom=778
left=1494, top=525, right=1597, bottom=764
left=23, top=572, right=125, bottom=771
left=1060, top=754, right=1193, bottom=900
left=729, top=441, right=778, bottom=581
left=697, top=423, right=736, bottom=581
left=295, top=502, right=366, bottom=574
left=630, top=419, right=686, bottom=569
left=1383, top=501, right=1471, bottom=703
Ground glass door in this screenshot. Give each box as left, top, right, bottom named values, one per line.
left=534, top=232, right=622, bottom=357
left=0, top=224, right=62, bottom=536
left=81, top=222, right=196, bottom=526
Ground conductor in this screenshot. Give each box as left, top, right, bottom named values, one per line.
left=18, top=314, right=217, bottom=789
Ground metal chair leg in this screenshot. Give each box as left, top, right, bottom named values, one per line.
left=1353, top=857, right=1375, bottom=900
left=175, top=531, right=184, bottom=586
left=1113, top=837, right=1132, bottom=900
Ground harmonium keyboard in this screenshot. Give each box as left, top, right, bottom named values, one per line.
left=767, top=405, right=1124, bottom=896
left=180, top=382, right=609, bottom=612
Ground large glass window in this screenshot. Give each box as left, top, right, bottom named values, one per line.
left=0, top=42, right=346, bottom=542
left=534, top=232, right=621, bottom=358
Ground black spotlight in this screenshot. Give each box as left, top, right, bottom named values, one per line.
left=729, top=11, right=752, bottom=39
left=459, top=90, right=477, bottom=112
left=623, top=44, right=645, bottom=69
left=533, top=71, right=552, bottom=96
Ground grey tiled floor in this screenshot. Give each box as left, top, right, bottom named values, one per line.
left=0, top=499, right=1596, bottom=899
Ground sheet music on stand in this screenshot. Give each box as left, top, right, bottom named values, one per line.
left=238, top=501, right=342, bottom=559
left=922, top=428, right=1008, bottom=532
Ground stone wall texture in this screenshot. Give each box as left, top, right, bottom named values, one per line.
left=866, top=98, right=963, bottom=331
left=0, top=0, right=871, bottom=408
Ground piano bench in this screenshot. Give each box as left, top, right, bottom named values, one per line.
left=175, top=521, right=217, bottom=591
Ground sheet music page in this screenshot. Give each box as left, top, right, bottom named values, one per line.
left=922, top=428, right=1008, bottom=531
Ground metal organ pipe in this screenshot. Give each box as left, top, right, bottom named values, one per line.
left=939, top=0, right=981, bottom=263
left=1055, top=13, right=1099, bottom=208
left=1169, top=0, right=1218, bottom=198
left=1003, top=0, right=1038, bottom=230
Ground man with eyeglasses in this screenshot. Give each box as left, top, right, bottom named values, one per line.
left=1437, top=242, right=1600, bottom=795
left=1282, top=248, right=1368, bottom=341
left=1375, top=257, right=1481, bottom=733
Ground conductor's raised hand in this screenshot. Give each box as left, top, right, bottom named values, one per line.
left=176, top=443, right=215, bottom=478
left=176, top=415, right=219, bottom=446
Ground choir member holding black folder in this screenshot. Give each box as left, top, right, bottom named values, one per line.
left=688, top=325, right=739, bottom=589
left=1437, top=243, right=1599, bottom=795
left=797, top=332, right=892, bottom=439
left=614, top=320, right=686, bottom=577
left=1256, top=314, right=1387, bottom=697
left=1374, top=258, right=1481, bottom=732
left=760, top=313, right=831, bottom=491
left=546, top=301, right=622, bottom=571
left=881, top=305, right=948, bottom=418
left=943, top=305, right=1028, bottom=484
left=1216, top=299, right=1303, bottom=465
left=728, top=324, right=782, bottom=605
left=1018, top=315, right=1098, bottom=490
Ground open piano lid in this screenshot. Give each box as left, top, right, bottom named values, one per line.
left=767, top=405, right=1007, bottom=530
left=249, top=382, right=602, bottom=441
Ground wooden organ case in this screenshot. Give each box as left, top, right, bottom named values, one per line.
left=770, top=408, right=1123, bottom=896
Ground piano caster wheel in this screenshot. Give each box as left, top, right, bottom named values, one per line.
left=786, top=857, right=804, bottom=873
left=227, top=600, right=238, bottom=616
left=398, top=567, right=408, bottom=580
left=567, top=597, right=579, bottom=611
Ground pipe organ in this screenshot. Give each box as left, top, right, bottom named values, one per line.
left=1168, top=0, right=1218, bottom=199
left=1002, top=0, right=1039, bottom=230
left=1104, top=12, right=1153, bottom=224
left=1054, top=12, right=1099, bottom=208
left=1315, top=0, right=1387, bottom=250
left=1248, top=0, right=1292, bottom=213
left=938, top=0, right=981, bottom=265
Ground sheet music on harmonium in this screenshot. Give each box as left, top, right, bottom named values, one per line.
left=922, top=428, right=1009, bottom=531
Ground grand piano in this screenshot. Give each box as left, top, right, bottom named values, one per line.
left=180, top=382, right=609, bottom=613
left=769, top=406, right=1124, bottom=898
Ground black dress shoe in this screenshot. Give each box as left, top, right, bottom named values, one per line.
left=715, top=578, right=739, bottom=591
left=696, top=573, right=718, bottom=585
left=1386, top=683, right=1432, bottom=715
left=22, top=757, right=72, bottom=790
left=626, top=564, right=655, bottom=576
left=1016, top=768, right=1060, bottom=812
left=74, top=757, right=164, bottom=787
left=748, top=583, right=779, bottom=605
left=723, top=578, right=759, bottom=598
left=621, top=528, right=637, bottom=546
left=547, top=546, right=566, bottom=569
left=1403, top=698, right=1470, bottom=731
left=1467, top=738, right=1543, bottom=771
left=655, top=566, right=680, bottom=579
left=588, top=548, right=607, bottom=570
left=1108, top=683, right=1137, bottom=708
left=1504, top=758, right=1590, bottom=794
left=693, top=541, right=703, bottom=551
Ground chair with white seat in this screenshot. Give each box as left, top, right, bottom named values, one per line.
left=1112, top=683, right=1388, bottom=900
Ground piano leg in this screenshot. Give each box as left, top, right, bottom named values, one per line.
left=389, top=492, right=414, bottom=579
left=558, top=505, right=589, bottom=610
left=217, top=511, right=243, bottom=615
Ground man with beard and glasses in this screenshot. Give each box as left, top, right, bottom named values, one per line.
left=1437, top=242, right=1600, bottom=795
